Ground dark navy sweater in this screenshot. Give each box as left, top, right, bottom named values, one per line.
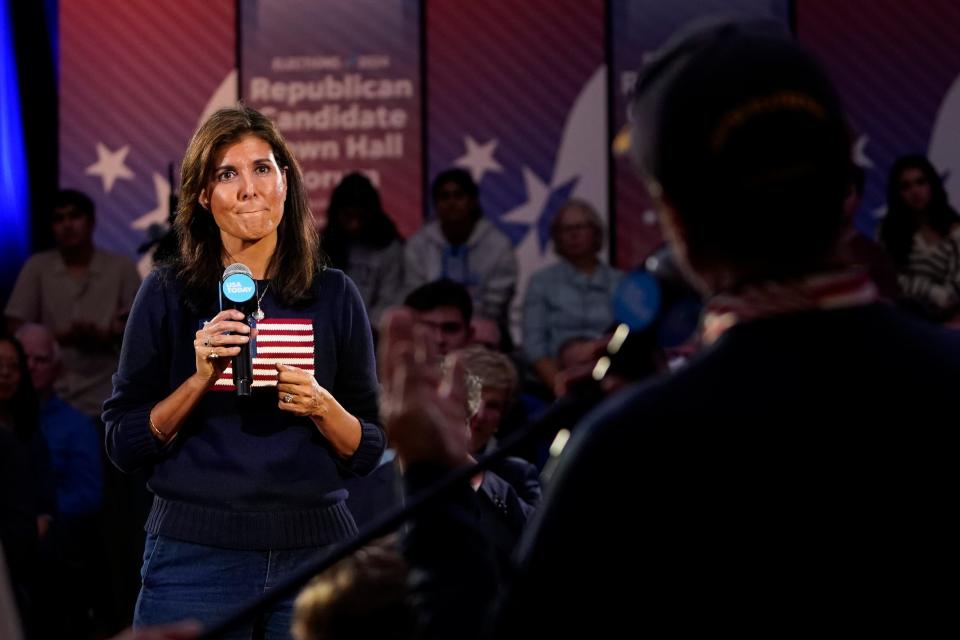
left=103, top=267, right=385, bottom=549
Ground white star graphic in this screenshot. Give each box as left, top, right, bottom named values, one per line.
left=85, top=143, right=135, bottom=193
left=131, top=173, right=172, bottom=230
left=454, top=136, right=503, bottom=183
left=501, top=167, right=550, bottom=225
left=502, top=167, right=556, bottom=341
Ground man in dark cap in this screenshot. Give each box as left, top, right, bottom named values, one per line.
left=382, top=20, right=958, bottom=638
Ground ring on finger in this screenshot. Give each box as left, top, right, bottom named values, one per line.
left=202, top=338, right=211, bottom=347
left=283, top=393, right=293, bottom=403
left=207, top=352, right=219, bottom=361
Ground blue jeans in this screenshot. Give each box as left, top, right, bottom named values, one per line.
left=134, top=534, right=332, bottom=640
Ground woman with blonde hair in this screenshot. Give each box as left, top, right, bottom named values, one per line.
left=522, top=199, right=623, bottom=392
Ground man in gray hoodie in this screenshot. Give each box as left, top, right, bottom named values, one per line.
left=403, top=169, right=517, bottom=327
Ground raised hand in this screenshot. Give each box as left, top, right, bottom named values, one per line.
left=378, top=307, right=470, bottom=468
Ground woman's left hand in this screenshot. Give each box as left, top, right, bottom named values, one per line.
left=276, top=363, right=336, bottom=419
left=276, top=363, right=362, bottom=457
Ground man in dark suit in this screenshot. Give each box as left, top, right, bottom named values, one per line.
left=382, top=19, right=959, bottom=638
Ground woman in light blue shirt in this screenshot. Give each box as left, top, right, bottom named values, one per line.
left=522, top=199, right=623, bottom=392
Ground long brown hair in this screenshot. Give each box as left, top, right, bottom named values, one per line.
left=174, top=104, right=325, bottom=309
left=880, top=154, right=960, bottom=268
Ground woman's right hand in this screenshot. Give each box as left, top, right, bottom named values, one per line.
left=193, top=309, right=252, bottom=384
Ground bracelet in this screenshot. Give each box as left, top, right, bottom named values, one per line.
left=149, top=416, right=176, bottom=444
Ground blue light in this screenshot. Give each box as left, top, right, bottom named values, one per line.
left=0, top=0, right=30, bottom=280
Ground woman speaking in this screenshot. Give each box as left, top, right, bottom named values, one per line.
left=103, top=105, right=385, bottom=638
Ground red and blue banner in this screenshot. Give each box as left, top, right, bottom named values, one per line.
left=59, top=0, right=236, bottom=274
left=241, top=0, right=423, bottom=237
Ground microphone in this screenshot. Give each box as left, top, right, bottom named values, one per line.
left=220, top=263, right=257, bottom=396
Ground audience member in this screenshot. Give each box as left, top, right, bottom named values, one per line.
left=522, top=199, right=623, bottom=392
left=403, top=279, right=474, bottom=358
left=404, top=169, right=517, bottom=327
left=0, top=333, right=55, bottom=638
left=879, top=154, right=960, bottom=321
left=16, top=323, right=103, bottom=638
left=324, top=173, right=404, bottom=328
left=456, top=345, right=540, bottom=509
left=5, top=189, right=141, bottom=418
left=468, top=316, right=503, bottom=352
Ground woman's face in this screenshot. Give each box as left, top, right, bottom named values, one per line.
left=0, top=340, right=22, bottom=404
left=201, top=134, right=287, bottom=249
left=554, top=207, right=597, bottom=260
left=898, top=167, right=933, bottom=213
left=338, top=207, right=367, bottom=239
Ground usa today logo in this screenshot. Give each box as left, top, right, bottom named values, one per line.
left=222, top=274, right=256, bottom=303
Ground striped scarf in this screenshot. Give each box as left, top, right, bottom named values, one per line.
left=702, top=269, right=879, bottom=345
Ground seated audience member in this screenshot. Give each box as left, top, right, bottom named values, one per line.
left=381, top=20, right=960, bottom=638
left=5, top=189, right=141, bottom=419
left=404, top=169, right=517, bottom=327
left=438, top=348, right=539, bottom=575
left=469, top=316, right=503, bottom=352
left=324, top=173, right=404, bottom=328
left=456, top=345, right=541, bottom=512
left=522, top=199, right=623, bottom=392
left=878, top=154, right=960, bottom=322
left=403, top=279, right=474, bottom=358
left=556, top=336, right=597, bottom=377
left=16, top=323, right=102, bottom=523
left=0, top=333, right=55, bottom=638
left=16, top=323, right=103, bottom=637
